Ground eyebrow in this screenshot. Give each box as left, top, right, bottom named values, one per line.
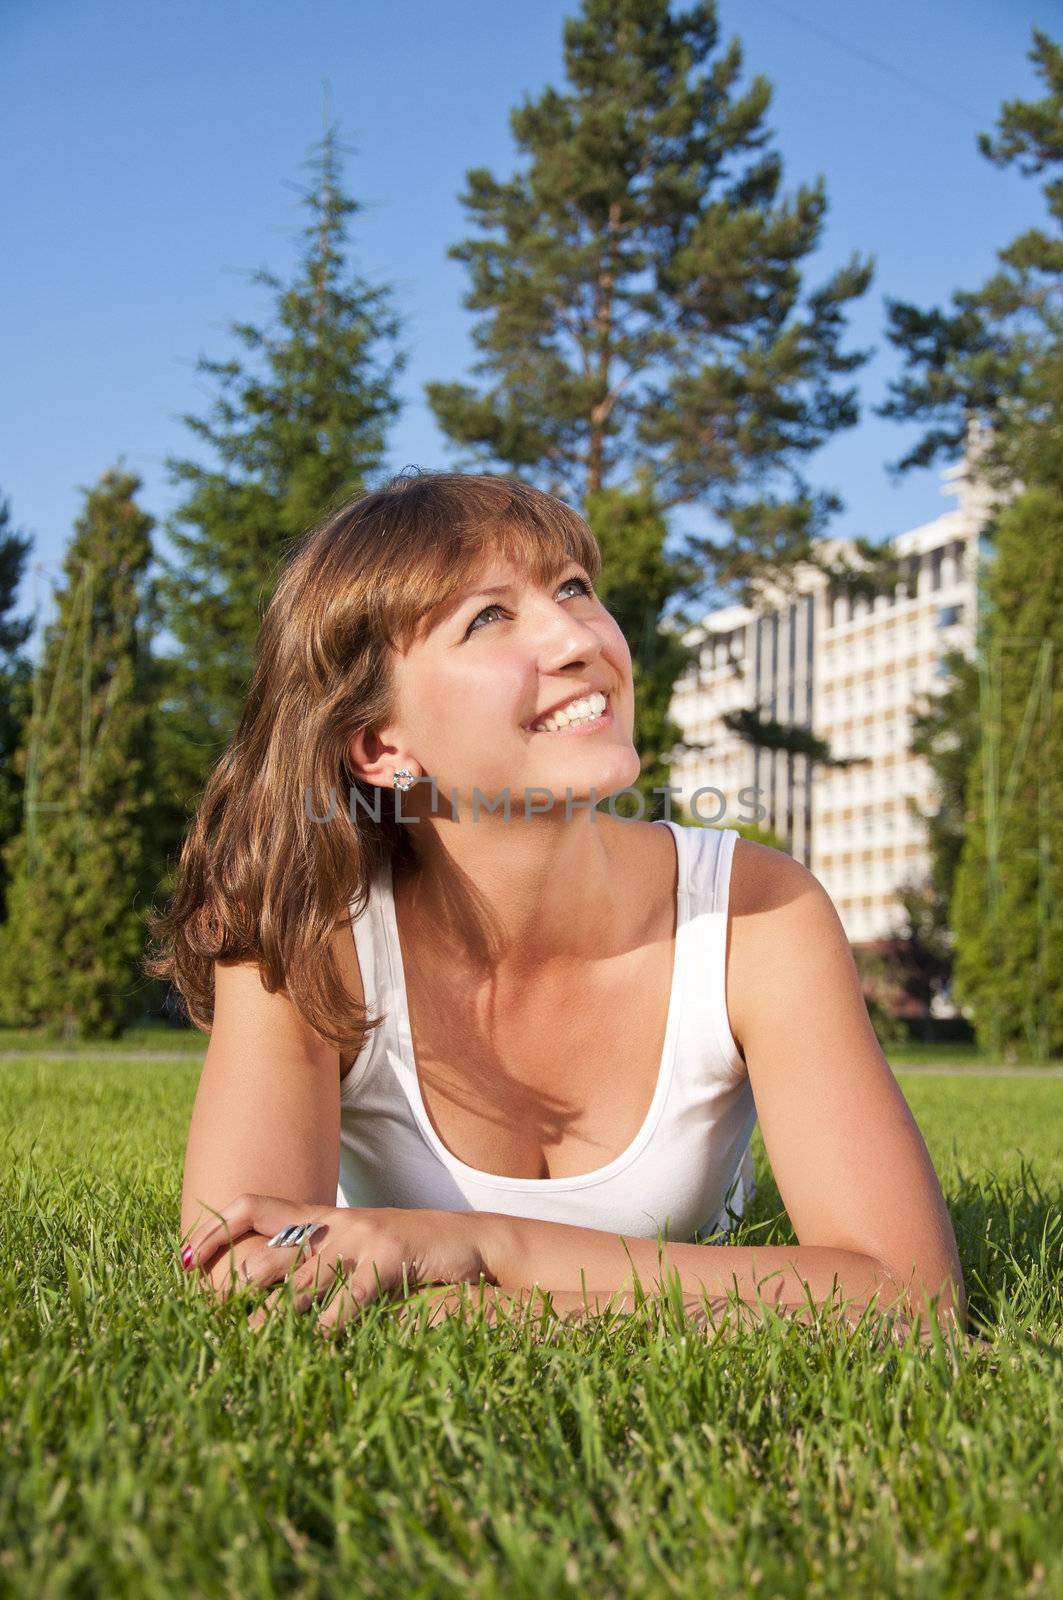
left=455, top=561, right=580, bottom=605
left=432, top=561, right=584, bottom=627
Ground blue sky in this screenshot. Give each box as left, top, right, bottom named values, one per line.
left=1, top=0, right=1055, bottom=642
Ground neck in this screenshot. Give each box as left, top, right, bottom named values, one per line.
left=391, top=809, right=637, bottom=978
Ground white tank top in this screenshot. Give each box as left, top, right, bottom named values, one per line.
left=337, top=819, right=758, bottom=1244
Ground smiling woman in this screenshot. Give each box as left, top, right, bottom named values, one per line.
left=149, top=467, right=966, bottom=1343
left=145, top=468, right=615, bottom=1058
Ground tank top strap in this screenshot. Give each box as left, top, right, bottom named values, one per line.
left=672, top=823, right=744, bottom=1074
left=683, top=823, right=739, bottom=918
left=348, top=869, right=388, bottom=1004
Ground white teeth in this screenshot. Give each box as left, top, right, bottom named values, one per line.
left=532, top=690, right=607, bottom=732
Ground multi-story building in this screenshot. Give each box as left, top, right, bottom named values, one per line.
left=667, top=456, right=993, bottom=946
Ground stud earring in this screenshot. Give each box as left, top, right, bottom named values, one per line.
left=393, top=768, right=416, bottom=792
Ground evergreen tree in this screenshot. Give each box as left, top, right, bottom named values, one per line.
left=584, top=471, right=701, bottom=815
left=880, top=28, right=1063, bottom=491
left=155, top=120, right=407, bottom=828
left=900, top=643, right=982, bottom=1009
left=0, top=491, right=34, bottom=924
left=425, top=0, right=883, bottom=783
left=882, top=31, right=1063, bottom=1055
left=0, top=468, right=156, bottom=1039
left=949, top=488, right=1063, bottom=1059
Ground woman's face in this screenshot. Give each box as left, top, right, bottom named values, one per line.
left=384, top=551, right=642, bottom=813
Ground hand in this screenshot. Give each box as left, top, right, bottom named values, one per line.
left=196, top=1231, right=279, bottom=1304
left=180, top=1194, right=492, bottom=1335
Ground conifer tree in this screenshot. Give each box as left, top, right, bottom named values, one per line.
left=424, top=0, right=879, bottom=795
left=0, top=468, right=156, bottom=1039
left=897, top=644, right=981, bottom=1014
left=155, top=120, right=407, bottom=827
left=584, top=473, right=706, bottom=815
left=427, top=0, right=874, bottom=583
left=880, top=28, right=1063, bottom=491
left=0, top=491, right=34, bottom=924
left=949, top=489, right=1063, bottom=1059
left=882, top=30, right=1063, bottom=1054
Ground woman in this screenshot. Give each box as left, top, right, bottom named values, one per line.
left=154, top=469, right=967, bottom=1342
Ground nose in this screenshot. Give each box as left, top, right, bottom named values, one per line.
left=533, top=594, right=605, bottom=675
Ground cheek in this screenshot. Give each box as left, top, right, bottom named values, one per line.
left=595, top=616, right=633, bottom=685
left=607, top=618, right=633, bottom=668
left=416, top=656, right=523, bottom=743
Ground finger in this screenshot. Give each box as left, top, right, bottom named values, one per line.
left=203, top=1237, right=261, bottom=1298
left=249, top=1253, right=345, bottom=1328
left=215, top=1241, right=303, bottom=1303
left=268, top=1252, right=342, bottom=1317
left=315, top=1261, right=390, bottom=1337
left=184, top=1196, right=322, bottom=1272
left=181, top=1193, right=267, bottom=1271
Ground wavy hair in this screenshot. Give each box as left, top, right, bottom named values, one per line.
left=143, top=469, right=603, bottom=1057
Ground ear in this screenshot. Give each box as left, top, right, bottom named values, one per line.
left=346, top=726, right=420, bottom=791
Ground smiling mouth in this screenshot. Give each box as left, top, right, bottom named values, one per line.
left=527, top=691, right=613, bottom=734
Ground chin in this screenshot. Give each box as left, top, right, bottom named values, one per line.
left=574, top=750, right=643, bottom=798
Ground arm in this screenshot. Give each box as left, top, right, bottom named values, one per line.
left=470, top=1220, right=911, bottom=1335
left=180, top=937, right=351, bottom=1281
left=471, top=843, right=967, bottom=1339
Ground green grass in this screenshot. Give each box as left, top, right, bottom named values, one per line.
left=3, top=1024, right=1055, bottom=1072
left=884, top=1041, right=1057, bottom=1068
left=1, top=1056, right=1060, bottom=1598
left=885, top=1040, right=982, bottom=1066
left=0, top=1021, right=207, bottom=1055
left=7, top=1025, right=1055, bottom=1073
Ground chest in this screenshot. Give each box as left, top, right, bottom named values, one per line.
left=402, top=933, right=679, bottom=1181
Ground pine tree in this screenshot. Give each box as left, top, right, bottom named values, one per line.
left=880, top=28, right=1063, bottom=491
left=0, top=491, right=34, bottom=925
left=155, top=119, right=407, bottom=829
left=424, top=0, right=881, bottom=788
left=584, top=471, right=701, bottom=816
left=0, top=468, right=156, bottom=1039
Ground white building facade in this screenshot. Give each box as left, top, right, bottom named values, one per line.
left=666, top=459, right=993, bottom=946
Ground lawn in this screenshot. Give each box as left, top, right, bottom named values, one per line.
left=0, top=1023, right=1044, bottom=1071
left=0, top=1052, right=1059, bottom=1598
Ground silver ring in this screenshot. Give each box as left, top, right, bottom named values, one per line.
left=267, top=1222, right=318, bottom=1250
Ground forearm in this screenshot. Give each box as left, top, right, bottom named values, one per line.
left=398, top=1281, right=929, bottom=1344
left=476, top=1211, right=937, bottom=1328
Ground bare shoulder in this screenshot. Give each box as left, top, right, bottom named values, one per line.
left=726, top=836, right=842, bottom=1053
left=728, top=835, right=827, bottom=921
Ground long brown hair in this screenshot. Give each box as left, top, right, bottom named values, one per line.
left=143, top=469, right=603, bottom=1057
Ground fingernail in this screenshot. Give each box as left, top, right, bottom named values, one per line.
left=181, top=1245, right=194, bottom=1269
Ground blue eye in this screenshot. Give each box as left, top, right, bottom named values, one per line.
left=464, top=575, right=594, bottom=637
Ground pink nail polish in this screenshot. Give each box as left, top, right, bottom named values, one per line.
left=181, top=1245, right=194, bottom=1269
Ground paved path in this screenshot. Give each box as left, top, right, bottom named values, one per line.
left=0, top=1051, right=1061, bottom=1077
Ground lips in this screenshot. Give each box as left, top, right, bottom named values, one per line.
left=526, top=687, right=611, bottom=730
left=528, top=690, right=613, bottom=735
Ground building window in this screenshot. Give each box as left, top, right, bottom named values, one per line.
left=936, top=603, right=962, bottom=628
left=930, top=548, right=944, bottom=591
